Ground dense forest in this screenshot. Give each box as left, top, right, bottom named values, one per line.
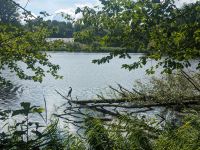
left=0, top=0, right=200, bottom=150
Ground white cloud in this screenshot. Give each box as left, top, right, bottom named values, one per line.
left=75, top=2, right=96, bottom=8
left=175, top=0, right=198, bottom=7
left=53, top=0, right=100, bottom=21
left=55, top=8, right=75, bottom=17
left=53, top=8, right=79, bottom=21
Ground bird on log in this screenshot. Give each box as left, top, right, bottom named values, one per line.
left=67, top=87, right=72, bottom=98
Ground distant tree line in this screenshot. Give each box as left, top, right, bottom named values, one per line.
left=45, top=20, right=73, bottom=38
left=24, top=19, right=91, bottom=38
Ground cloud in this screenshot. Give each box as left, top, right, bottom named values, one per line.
left=53, top=0, right=100, bottom=21
left=74, top=2, right=96, bottom=8
left=55, top=8, right=75, bottom=16
left=53, top=8, right=77, bottom=21
left=54, top=8, right=80, bottom=21
left=175, top=0, right=198, bottom=7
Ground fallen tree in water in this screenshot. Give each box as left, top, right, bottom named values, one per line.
left=55, top=89, right=200, bottom=116
left=51, top=73, right=200, bottom=150
left=55, top=72, right=200, bottom=131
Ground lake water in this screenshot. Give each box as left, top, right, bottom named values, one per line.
left=0, top=52, right=156, bottom=115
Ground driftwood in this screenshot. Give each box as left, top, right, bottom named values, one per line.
left=70, top=98, right=200, bottom=106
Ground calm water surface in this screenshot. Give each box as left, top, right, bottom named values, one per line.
left=0, top=52, right=156, bottom=115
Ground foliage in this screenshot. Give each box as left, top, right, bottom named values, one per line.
left=84, top=116, right=156, bottom=150
left=73, top=28, right=97, bottom=45
left=85, top=118, right=114, bottom=150
left=47, top=20, right=73, bottom=38
left=47, top=41, right=137, bottom=53
left=1, top=103, right=200, bottom=149
left=154, top=114, right=200, bottom=150
left=0, top=0, right=62, bottom=83
left=33, top=20, right=74, bottom=38
left=47, top=42, right=88, bottom=52
left=133, top=72, right=200, bottom=103
left=0, top=102, right=85, bottom=150
left=75, top=0, right=200, bottom=73
left=83, top=114, right=200, bottom=150
left=26, top=18, right=93, bottom=39
left=0, top=102, right=46, bottom=149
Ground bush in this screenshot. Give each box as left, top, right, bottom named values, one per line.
left=0, top=102, right=85, bottom=150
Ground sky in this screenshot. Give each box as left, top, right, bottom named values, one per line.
left=15, top=0, right=198, bottom=20
left=15, top=0, right=100, bottom=20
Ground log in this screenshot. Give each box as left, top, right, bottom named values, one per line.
left=70, top=99, right=200, bottom=107
left=55, top=90, right=200, bottom=109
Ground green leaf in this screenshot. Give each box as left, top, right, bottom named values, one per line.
left=32, top=108, right=45, bottom=113
left=20, top=102, right=31, bottom=110
left=12, top=109, right=25, bottom=116
left=13, top=131, right=26, bottom=136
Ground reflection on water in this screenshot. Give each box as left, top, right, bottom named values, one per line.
left=0, top=52, right=154, bottom=114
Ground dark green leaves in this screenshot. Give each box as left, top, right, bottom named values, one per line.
left=12, top=102, right=44, bottom=116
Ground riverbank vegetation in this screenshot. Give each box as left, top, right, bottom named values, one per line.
left=0, top=0, right=200, bottom=149
left=47, top=41, right=142, bottom=53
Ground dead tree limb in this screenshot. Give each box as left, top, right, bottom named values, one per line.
left=181, top=70, right=200, bottom=92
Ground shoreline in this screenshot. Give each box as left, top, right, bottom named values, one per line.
left=44, top=51, right=145, bottom=55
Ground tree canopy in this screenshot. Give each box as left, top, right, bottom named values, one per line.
left=75, top=0, right=200, bottom=74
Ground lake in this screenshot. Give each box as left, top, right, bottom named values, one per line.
left=0, top=52, right=156, bottom=115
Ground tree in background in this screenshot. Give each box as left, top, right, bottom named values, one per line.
left=0, top=0, right=20, bottom=24
left=47, top=20, right=74, bottom=38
